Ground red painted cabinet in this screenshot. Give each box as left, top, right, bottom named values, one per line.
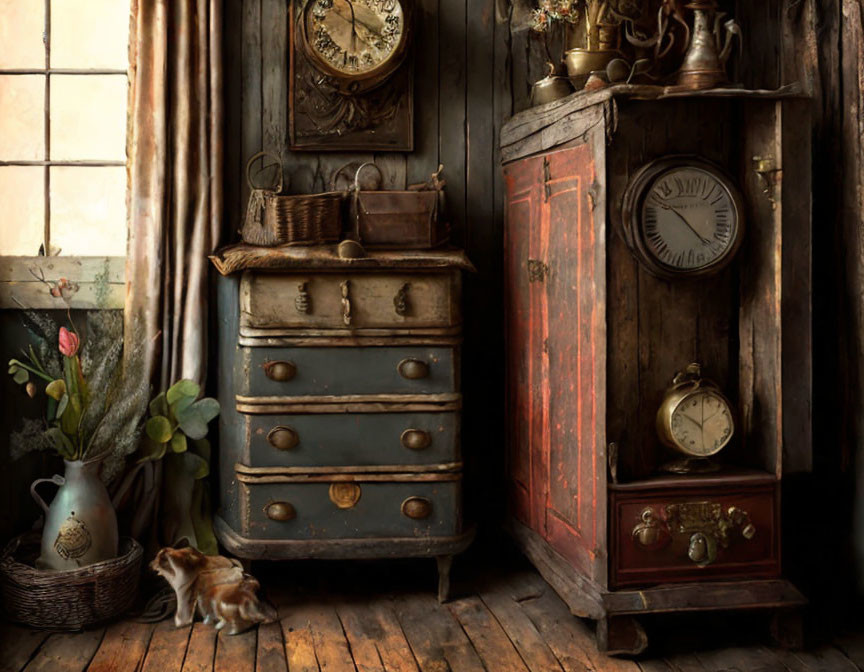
left=502, top=90, right=812, bottom=654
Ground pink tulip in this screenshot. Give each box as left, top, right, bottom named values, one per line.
left=58, top=327, right=80, bottom=357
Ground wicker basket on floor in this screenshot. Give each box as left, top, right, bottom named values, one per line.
left=0, top=534, right=143, bottom=630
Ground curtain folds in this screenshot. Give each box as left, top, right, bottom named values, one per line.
left=120, top=0, right=223, bottom=545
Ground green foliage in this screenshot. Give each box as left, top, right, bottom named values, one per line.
left=139, top=379, right=220, bottom=463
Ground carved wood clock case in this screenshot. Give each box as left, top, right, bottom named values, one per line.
left=501, top=89, right=812, bottom=654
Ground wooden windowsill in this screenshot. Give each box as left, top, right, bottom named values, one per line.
left=0, top=256, right=125, bottom=310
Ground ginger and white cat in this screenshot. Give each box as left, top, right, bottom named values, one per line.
left=150, top=544, right=276, bottom=635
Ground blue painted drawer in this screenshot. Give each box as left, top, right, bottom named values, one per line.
left=239, top=476, right=462, bottom=540
left=235, top=346, right=458, bottom=398
left=240, top=412, right=460, bottom=469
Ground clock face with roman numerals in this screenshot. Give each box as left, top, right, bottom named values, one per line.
left=623, top=158, right=745, bottom=278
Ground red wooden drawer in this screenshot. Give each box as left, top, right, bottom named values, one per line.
left=610, top=480, right=780, bottom=589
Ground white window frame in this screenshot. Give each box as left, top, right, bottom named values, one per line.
left=0, top=0, right=127, bottom=309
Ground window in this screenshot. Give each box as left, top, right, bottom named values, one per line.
left=0, top=0, right=130, bottom=257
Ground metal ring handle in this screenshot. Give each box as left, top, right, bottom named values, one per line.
left=245, top=150, right=285, bottom=192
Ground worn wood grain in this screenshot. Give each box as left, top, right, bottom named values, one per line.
left=280, top=604, right=319, bottom=672
left=241, top=0, right=263, bottom=214
left=447, top=596, right=530, bottom=672
left=392, top=592, right=485, bottom=672
left=23, top=629, right=104, bottom=672
left=500, top=571, right=638, bottom=672
left=255, top=622, right=287, bottom=672
left=140, top=622, right=193, bottom=672
left=306, top=605, right=355, bottom=672
left=181, top=623, right=218, bottom=672
left=0, top=625, right=51, bottom=672
left=339, top=599, right=420, bottom=672
left=87, top=621, right=155, bottom=672
left=694, top=644, right=790, bottom=672
left=477, top=580, right=564, bottom=672
left=214, top=627, right=257, bottom=672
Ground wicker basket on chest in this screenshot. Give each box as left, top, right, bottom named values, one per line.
left=241, top=151, right=343, bottom=246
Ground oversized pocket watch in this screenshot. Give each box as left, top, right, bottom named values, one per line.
left=622, top=156, right=745, bottom=279
left=657, top=363, right=735, bottom=473
left=300, top=0, right=411, bottom=92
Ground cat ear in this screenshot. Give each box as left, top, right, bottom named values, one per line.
left=174, top=537, right=191, bottom=549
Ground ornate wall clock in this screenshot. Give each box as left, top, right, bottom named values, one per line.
left=621, top=156, right=745, bottom=278
left=290, top=0, right=414, bottom=151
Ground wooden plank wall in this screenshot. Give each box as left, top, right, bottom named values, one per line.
left=732, top=0, right=863, bottom=607
left=222, top=0, right=516, bottom=524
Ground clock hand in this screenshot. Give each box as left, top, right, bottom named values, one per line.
left=657, top=202, right=712, bottom=245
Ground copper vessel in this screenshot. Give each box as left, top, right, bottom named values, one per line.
left=677, top=1, right=740, bottom=90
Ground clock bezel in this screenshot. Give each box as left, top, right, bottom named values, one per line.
left=621, top=155, right=746, bottom=279
left=667, top=388, right=736, bottom=458
left=299, top=0, right=412, bottom=91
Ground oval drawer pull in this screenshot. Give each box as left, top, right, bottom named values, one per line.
left=397, top=358, right=429, bottom=380
left=401, top=429, right=432, bottom=451
left=264, top=360, right=296, bottom=382
left=267, top=426, right=299, bottom=451
left=401, top=497, right=432, bottom=520
left=265, top=501, right=296, bottom=521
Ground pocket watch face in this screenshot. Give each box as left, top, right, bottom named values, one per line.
left=622, top=157, right=745, bottom=278
left=670, top=390, right=734, bottom=457
left=304, top=0, right=406, bottom=78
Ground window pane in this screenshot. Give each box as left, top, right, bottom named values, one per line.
left=51, top=0, right=130, bottom=69
left=0, top=167, right=44, bottom=255
left=50, top=75, right=127, bottom=161
left=0, top=0, right=44, bottom=69
left=0, top=75, right=45, bottom=160
left=50, top=166, right=126, bottom=256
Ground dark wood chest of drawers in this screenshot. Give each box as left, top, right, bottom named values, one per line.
left=212, top=245, right=474, bottom=600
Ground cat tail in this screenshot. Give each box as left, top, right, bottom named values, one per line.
left=240, top=598, right=278, bottom=624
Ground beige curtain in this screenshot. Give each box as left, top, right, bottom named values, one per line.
left=118, top=0, right=223, bottom=544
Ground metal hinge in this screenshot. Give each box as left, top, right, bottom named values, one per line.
left=527, top=259, right=548, bottom=283
left=543, top=157, right=552, bottom=201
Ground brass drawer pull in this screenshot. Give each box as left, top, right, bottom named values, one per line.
left=329, top=483, right=362, bottom=509
left=267, top=426, right=299, bottom=451
left=264, top=360, right=296, bottom=382
left=265, top=501, right=296, bottom=521
left=401, top=497, right=432, bottom=520
left=401, top=429, right=431, bottom=451
left=398, top=358, right=429, bottom=380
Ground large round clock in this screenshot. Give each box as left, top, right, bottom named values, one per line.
left=621, top=156, right=745, bottom=278
left=301, top=0, right=411, bottom=91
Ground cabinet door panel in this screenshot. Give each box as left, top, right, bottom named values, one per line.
left=541, top=142, right=607, bottom=581
left=504, top=155, right=544, bottom=529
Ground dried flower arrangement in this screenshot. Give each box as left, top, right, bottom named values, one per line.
left=8, top=311, right=149, bottom=483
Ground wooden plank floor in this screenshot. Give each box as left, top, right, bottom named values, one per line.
left=1, top=550, right=861, bottom=672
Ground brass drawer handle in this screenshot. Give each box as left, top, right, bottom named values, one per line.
left=401, top=497, right=432, bottom=520
left=401, top=429, right=431, bottom=451
left=264, top=360, right=296, bottom=382
left=329, top=483, right=362, bottom=509
left=265, top=501, right=296, bottom=521
left=398, top=358, right=429, bottom=380
left=267, top=426, right=299, bottom=451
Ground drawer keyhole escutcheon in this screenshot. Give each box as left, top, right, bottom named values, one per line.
left=398, top=358, right=429, bottom=380
left=401, top=497, right=432, bottom=519
left=401, top=429, right=432, bottom=451
left=264, top=360, right=296, bottom=382
left=265, top=501, right=296, bottom=521
left=267, top=426, right=299, bottom=451
left=329, top=483, right=362, bottom=509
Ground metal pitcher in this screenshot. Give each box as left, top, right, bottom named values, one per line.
left=31, top=460, right=119, bottom=570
